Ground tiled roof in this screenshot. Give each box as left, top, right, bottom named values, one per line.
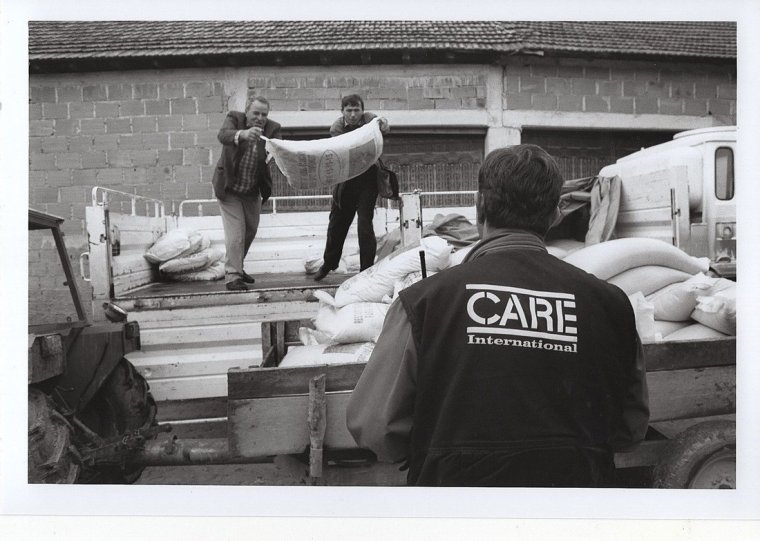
left=28, top=21, right=736, bottom=61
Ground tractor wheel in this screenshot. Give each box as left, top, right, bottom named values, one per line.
left=28, top=388, right=81, bottom=484
left=78, top=358, right=158, bottom=484
left=652, top=420, right=736, bottom=489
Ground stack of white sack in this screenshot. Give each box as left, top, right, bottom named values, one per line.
left=303, top=252, right=360, bottom=275
left=143, top=228, right=225, bottom=281
left=563, top=238, right=733, bottom=342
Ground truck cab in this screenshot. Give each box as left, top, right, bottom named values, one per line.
left=600, top=126, right=736, bottom=278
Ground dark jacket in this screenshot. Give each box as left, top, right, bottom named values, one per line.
left=212, top=111, right=282, bottom=202
left=397, top=232, right=644, bottom=486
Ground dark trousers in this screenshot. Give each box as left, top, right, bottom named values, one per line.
left=322, top=173, right=378, bottom=271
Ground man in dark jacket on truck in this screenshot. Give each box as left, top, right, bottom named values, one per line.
left=346, top=144, right=649, bottom=487
left=212, top=96, right=281, bottom=291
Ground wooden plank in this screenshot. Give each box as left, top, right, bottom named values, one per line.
left=156, top=396, right=228, bottom=422
left=111, top=253, right=154, bottom=276
left=308, top=374, right=327, bottom=479
left=127, top=343, right=262, bottom=379
left=128, top=303, right=320, bottom=329
left=647, top=365, right=735, bottom=422
left=643, top=337, right=735, bottom=372
left=139, top=321, right=261, bottom=347
left=228, top=363, right=366, bottom=399
left=144, top=374, right=228, bottom=401
left=228, top=391, right=356, bottom=457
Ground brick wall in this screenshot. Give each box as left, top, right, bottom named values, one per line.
left=503, top=57, right=736, bottom=124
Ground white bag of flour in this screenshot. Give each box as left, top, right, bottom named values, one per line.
left=279, top=342, right=376, bottom=367
left=314, top=300, right=390, bottom=344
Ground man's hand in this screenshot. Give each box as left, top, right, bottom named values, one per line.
left=378, top=117, right=390, bottom=134
left=239, top=126, right=263, bottom=141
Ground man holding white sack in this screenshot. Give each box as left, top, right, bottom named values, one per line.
left=314, top=94, right=390, bottom=281
left=212, top=96, right=281, bottom=291
left=347, top=144, right=649, bottom=487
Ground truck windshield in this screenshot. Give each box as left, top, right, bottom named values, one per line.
left=715, top=147, right=734, bottom=200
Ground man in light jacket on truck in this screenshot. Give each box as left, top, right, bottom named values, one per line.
left=212, top=96, right=281, bottom=291
left=346, top=144, right=649, bottom=487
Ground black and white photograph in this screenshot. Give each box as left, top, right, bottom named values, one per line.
left=2, top=1, right=760, bottom=539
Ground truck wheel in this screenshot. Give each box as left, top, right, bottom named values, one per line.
left=78, top=358, right=158, bottom=484
left=28, top=388, right=81, bottom=484
left=652, top=420, right=736, bottom=489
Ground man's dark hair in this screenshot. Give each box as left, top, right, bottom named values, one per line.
left=476, top=144, right=563, bottom=235
left=341, top=94, right=364, bottom=110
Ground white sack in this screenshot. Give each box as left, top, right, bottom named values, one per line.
left=607, top=265, right=692, bottom=297
left=314, top=301, right=390, bottom=344
left=563, top=238, right=709, bottom=280
left=646, top=273, right=714, bottom=322
left=176, top=230, right=206, bottom=258
left=265, top=118, right=384, bottom=189
left=279, top=342, right=376, bottom=368
left=664, top=322, right=728, bottom=341
left=170, top=260, right=225, bottom=282
left=691, top=285, right=736, bottom=335
left=159, top=248, right=223, bottom=274
left=628, top=292, right=656, bottom=343
left=298, top=327, right=333, bottom=346
left=144, top=229, right=191, bottom=263
left=546, top=239, right=585, bottom=259
left=653, top=320, right=691, bottom=338
left=447, top=245, right=474, bottom=267
left=333, top=236, right=450, bottom=307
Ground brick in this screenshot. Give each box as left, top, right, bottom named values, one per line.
left=198, top=96, right=224, bottom=113
left=125, top=167, right=148, bottom=185
left=557, top=65, right=584, bottom=78
left=134, top=83, right=158, bottom=100
left=170, top=132, right=195, bottom=148
left=29, top=103, right=42, bottom=120
left=610, top=97, right=634, bottom=114
left=80, top=119, right=105, bottom=135
left=160, top=82, right=184, bottom=99
left=182, top=115, right=208, bottom=131
left=41, top=136, right=69, bottom=153
left=597, top=80, right=622, bottom=97
left=546, top=77, right=571, bottom=95
left=462, top=98, right=486, bottom=109
left=83, top=85, right=107, bottom=101
left=187, top=181, right=214, bottom=198
left=249, top=77, right=271, bottom=88
left=505, top=93, right=531, bottom=110
left=119, top=134, right=143, bottom=150
left=59, top=186, right=88, bottom=203
left=158, top=115, right=183, bottom=132
left=571, top=79, right=595, bottom=95
left=95, top=102, right=120, bottom=117
left=107, top=150, right=132, bottom=167
left=46, top=170, right=72, bottom=186
left=183, top=148, right=210, bottom=165
left=42, top=103, right=69, bottom=119
left=93, top=134, right=119, bottom=150
left=69, top=102, right=95, bottom=119
left=133, top=116, right=158, bottom=133
left=196, top=130, right=219, bottom=147
left=199, top=166, right=216, bottom=183
left=131, top=150, right=157, bottom=166
left=645, top=81, right=669, bottom=98
left=584, top=95, right=609, bottom=112
left=146, top=167, right=173, bottom=185
left=143, top=133, right=169, bottom=150
left=82, top=151, right=107, bottom=169
left=585, top=66, right=610, bottom=80
left=531, top=94, right=557, bottom=111
left=55, top=153, right=82, bottom=169
left=68, top=203, right=88, bottom=223
left=30, top=86, right=56, bottom=103
left=58, top=86, right=82, bottom=102
left=684, top=99, right=708, bottom=116
left=171, top=98, right=197, bottom=115
left=29, top=139, right=43, bottom=153
left=119, top=100, right=145, bottom=116
left=422, top=87, right=446, bottom=99
left=162, top=180, right=190, bottom=199
left=96, top=168, right=124, bottom=185
left=32, top=187, right=59, bottom=204
left=671, top=82, right=695, bottom=99
left=708, top=99, right=731, bottom=116
left=186, top=82, right=212, bottom=97
left=520, top=77, right=546, bottom=93
left=30, top=153, right=56, bottom=170
left=146, top=99, right=171, bottom=115
left=158, top=150, right=183, bottom=165
left=328, top=76, right=361, bottom=87
left=298, top=100, right=324, bottom=111
left=623, top=80, right=646, bottom=97
left=449, top=86, right=477, bottom=99
left=634, top=96, right=658, bottom=114
left=30, top=120, right=55, bottom=136
left=694, top=82, right=717, bottom=99
left=660, top=99, right=684, bottom=115
left=557, top=95, right=583, bottom=112
left=107, top=84, right=133, bottom=100
left=717, top=84, right=736, bottom=100
left=55, top=119, right=81, bottom=136
left=433, top=99, right=460, bottom=109
left=107, top=118, right=132, bottom=134
left=366, top=88, right=407, bottom=99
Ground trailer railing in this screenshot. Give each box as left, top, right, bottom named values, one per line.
left=91, top=187, right=165, bottom=217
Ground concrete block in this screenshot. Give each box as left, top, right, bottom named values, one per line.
left=461, top=97, right=486, bottom=109
left=585, top=66, right=611, bottom=80
left=301, top=76, right=329, bottom=88
left=93, top=134, right=119, bottom=150
left=531, top=64, right=558, bottom=78
left=288, top=88, right=340, bottom=99
left=118, top=134, right=143, bottom=150
left=82, top=151, right=107, bottom=169
left=684, top=99, right=708, bottom=116
left=671, top=82, right=695, bottom=99
left=107, top=150, right=132, bottom=168
left=610, top=97, right=634, bottom=114
left=717, top=84, right=736, bottom=100
left=134, top=83, right=159, bottom=100
left=119, top=100, right=145, bottom=116
left=30, top=120, right=55, bottom=137
left=32, top=187, right=60, bottom=204
left=30, top=86, right=56, bottom=103
left=158, top=115, right=183, bottom=132
left=187, top=181, right=213, bottom=198
left=634, top=96, right=658, bottom=114
left=623, top=80, right=647, bottom=97
left=29, top=139, right=43, bottom=153
left=328, top=76, right=360, bottom=88
left=272, top=77, right=299, bottom=88
left=298, top=100, right=325, bottom=111
left=597, top=80, right=622, bottom=97
left=58, top=86, right=83, bottom=102
left=449, top=86, right=477, bottom=98
left=54, top=119, right=81, bottom=136
left=520, top=77, right=546, bottom=93
left=95, top=168, right=124, bottom=185
left=433, top=99, right=460, bottom=109
left=546, top=77, right=571, bottom=95
left=182, top=115, right=208, bottom=131
left=171, top=98, right=197, bottom=115
left=55, top=153, right=82, bottom=169
left=143, top=132, right=169, bottom=150
left=557, top=65, right=584, bottom=78
left=198, top=96, right=224, bottom=113
left=42, top=103, right=69, bottom=120
left=531, top=94, right=558, bottom=111
left=69, top=102, right=95, bottom=119
left=146, top=99, right=171, bottom=115
left=249, top=77, right=271, bottom=88
left=107, top=84, right=133, bottom=100
left=59, top=186, right=88, bottom=203
left=173, top=166, right=202, bottom=183
left=29, top=103, right=43, bottom=120
left=422, top=87, right=447, bottom=99
left=659, top=99, right=684, bottom=115
left=83, top=85, right=107, bottom=102
left=41, top=136, right=69, bottom=153
left=505, top=93, right=531, bottom=110
left=145, top=168, right=172, bottom=186
left=183, top=148, right=211, bottom=166
left=708, top=99, right=731, bottom=116
left=186, top=82, right=213, bottom=98
left=133, top=116, right=158, bottom=133
left=125, top=167, right=148, bottom=185
left=266, top=100, right=299, bottom=111
left=46, top=170, right=72, bottom=187
left=95, top=102, right=120, bottom=118
left=170, top=132, right=196, bottom=149
left=199, top=165, right=216, bottom=183
left=162, top=180, right=190, bottom=200
left=160, top=82, right=184, bottom=99
left=73, top=168, right=97, bottom=185
left=506, top=64, right=532, bottom=78
left=634, top=69, right=660, bottom=82
left=645, top=81, right=669, bottom=98
left=159, top=149, right=183, bottom=165
left=571, top=79, right=595, bottom=95
left=694, top=82, right=717, bottom=99
left=584, top=95, right=609, bottom=113
left=131, top=150, right=158, bottom=167
left=407, top=99, right=435, bottom=110
left=106, top=118, right=132, bottom=134
left=80, top=119, right=105, bottom=135
left=196, top=130, right=219, bottom=147
left=558, top=95, right=583, bottom=112
left=207, top=113, right=227, bottom=128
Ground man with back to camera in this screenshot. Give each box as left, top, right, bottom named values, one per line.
left=313, top=94, right=390, bottom=281
left=346, top=144, right=649, bottom=487
left=212, top=96, right=281, bottom=291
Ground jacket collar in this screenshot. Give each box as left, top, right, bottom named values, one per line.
left=462, top=228, right=547, bottom=264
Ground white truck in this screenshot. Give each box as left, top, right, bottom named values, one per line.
left=601, top=125, right=736, bottom=278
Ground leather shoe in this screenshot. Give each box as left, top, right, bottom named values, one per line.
left=241, top=271, right=256, bottom=284
left=225, top=278, right=248, bottom=291
left=314, top=266, right=330, bottom=282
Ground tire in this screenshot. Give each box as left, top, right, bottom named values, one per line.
left=78, top=358, right=158, bottom=484
left=28, top=388, right=81, bottom=484
left=652, top=420, right=736, bottom=489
